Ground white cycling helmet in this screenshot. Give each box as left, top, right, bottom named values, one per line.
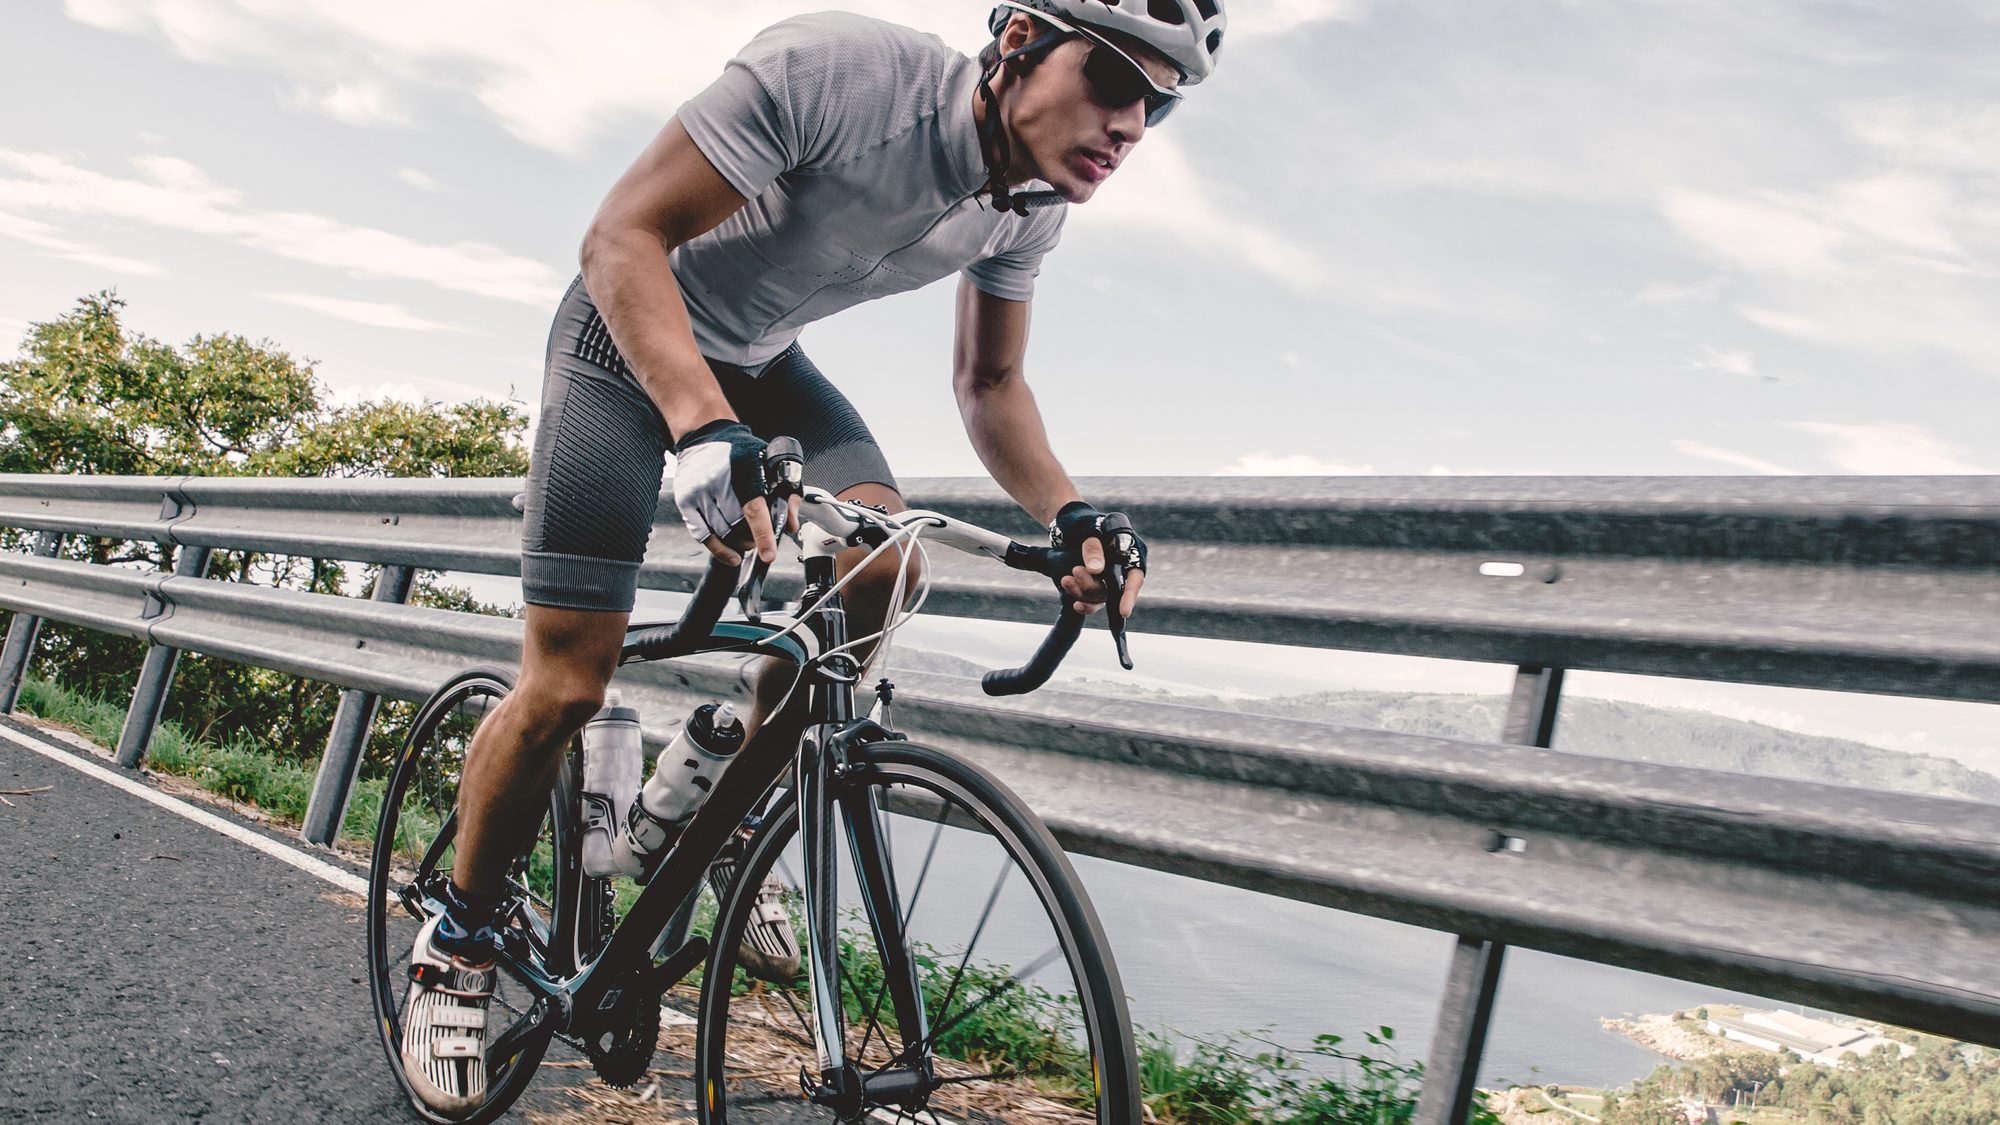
left=989, top=0, right=1226, bottom=84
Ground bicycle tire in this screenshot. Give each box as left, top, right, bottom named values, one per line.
left=694, top=739, right=1140, bottom=1125
left=366, top=666, right=586, bottom=1125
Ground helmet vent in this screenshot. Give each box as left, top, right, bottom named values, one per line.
left=1207, top=28, right=1223, bottom=53
left=1193, top=0, right=1218, bottom=17
left=1148, top=0, right=1187, bottom=24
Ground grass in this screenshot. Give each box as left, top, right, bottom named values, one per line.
left=12, top=673, right=1500, bottom=1125
left=16, top=674, right=389, bottom=842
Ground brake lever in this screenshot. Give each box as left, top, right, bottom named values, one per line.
left=1100, top=513, right=1137, bottom=670
left=739, top=437, right=806, bottom=624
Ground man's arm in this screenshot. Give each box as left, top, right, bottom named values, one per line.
left=953, top=278, right=1143, bottom=617
left=581, top=118, right=747, bottom=443
left=581, top=118, right=780, bottom=564
left=951, top=278, right=1081, bottom=526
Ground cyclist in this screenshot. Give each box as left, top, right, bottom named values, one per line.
left=398, top=0, right=1224, bottom=1112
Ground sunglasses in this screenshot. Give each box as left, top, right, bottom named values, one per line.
left=998, top=2, right=1184, bottom=126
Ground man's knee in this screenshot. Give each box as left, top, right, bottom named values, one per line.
left=832, top=482, right=923, bottom=627
left=842, top=544, right=926, bottom=624
left=515, top=603, right=627, bottom=743
left=510, top=673, right=609, bottom=744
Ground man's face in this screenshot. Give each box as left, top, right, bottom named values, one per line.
left=1005, top=22, right=1182, bottom=205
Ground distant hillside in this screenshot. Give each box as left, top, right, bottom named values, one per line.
left=884, top=649, right=2000, bottom=804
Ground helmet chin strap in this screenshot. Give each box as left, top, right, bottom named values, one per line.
left=978, top=30, right=1070, bottom=216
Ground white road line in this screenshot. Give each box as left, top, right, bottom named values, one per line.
left=0, top=720, right=368, bottom=897
left=2, top=718, right=701, bottom=1029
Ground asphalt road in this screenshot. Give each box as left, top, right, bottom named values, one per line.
left=0, top=717, right=628, bottom=1124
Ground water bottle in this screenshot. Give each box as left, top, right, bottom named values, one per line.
left=579, top=691, right=644, bottom=878
left=615, top=702, right=746, bottom=881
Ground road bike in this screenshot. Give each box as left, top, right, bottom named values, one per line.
left=365, top=437, right=1144, bottom=1124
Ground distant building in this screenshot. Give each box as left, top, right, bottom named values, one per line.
left=1672, top=1096, right=1714, bottom=1123
left=1703, top=1009, right=1913, bottom=1066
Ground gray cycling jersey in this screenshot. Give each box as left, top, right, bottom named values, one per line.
left=672, top=11, right=1067, bottom=371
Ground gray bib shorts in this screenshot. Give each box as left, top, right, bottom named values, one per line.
left=519, top=276, right=899, bottom=614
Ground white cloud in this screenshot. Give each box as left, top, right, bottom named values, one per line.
left=1787, top=421, right=1990, bottom=474
left=1631, top=276, right=1725, bottom=307
left=1229, top=0, right=1374, bottom=39
left=1661, top=163, right=2000, bottom=374
left=63, top=1, right=997, bottom=152
left=0, top=149, right=563, bottom=305
left=396, top=168, right=442, bottom=192
left=1843, top=97, right=2000, bottom=180
left=1661, top=190, right=1847, bottom=278
left=1215, top=452, right=1375, bottom=475
left=1077, top=134, right=1323, bottom=291
left=1736, top=305, right=1821, bottom=338
left=1670, top=440, right=1800, bottom=475
left=0, top=208, right=167, bottom=276
left=306, top=81, right=411, bottom=128
left=266, top=293, right=462, bottom=332
left=1685, top=345, right=1773, bottom=381
left=1821, top=173, right=1964, bottom=259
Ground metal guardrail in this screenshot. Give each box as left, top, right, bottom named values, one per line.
left=2, top=472, right=1997, bottom=1124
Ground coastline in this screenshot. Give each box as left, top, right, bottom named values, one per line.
left=1599, top=1011, right=1763, bottom=1063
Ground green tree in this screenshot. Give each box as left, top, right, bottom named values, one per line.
left=1, top=291, right=529, bottom=766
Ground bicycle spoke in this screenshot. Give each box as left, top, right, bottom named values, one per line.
left=917, top=945, right=1063, bottom=1057
left=934, top=1070, right=1011, bottom=1087
left=929, top=854, right=1013, bottom=1033
left=855, top=973, right=894, bottom=1065
left=899, top=813, right=946, bottom=930
left=776, top=983, right=817, bottom=1048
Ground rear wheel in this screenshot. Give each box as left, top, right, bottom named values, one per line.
left=366, top=667, right=584, bottom=1124
left=695, top=739, right=1139, bottom=1125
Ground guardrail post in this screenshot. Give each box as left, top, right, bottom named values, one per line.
left=1413, top=664, right=1564, bottom=1125
left=300, top=565, right=417, bottom=845
left=0, top=531, right=65, bottom=713
left=115, top=545, right=214, bottom=768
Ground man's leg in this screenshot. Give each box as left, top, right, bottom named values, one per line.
left=401, top=604, right=627, bottom=1115
left=452, top=603, right=629, bottom=898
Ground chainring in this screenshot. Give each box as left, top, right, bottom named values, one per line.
left=577, top=972, right=662, bottom=1088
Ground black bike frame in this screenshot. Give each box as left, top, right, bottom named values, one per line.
left=509, top=551, right=925, bottom=1074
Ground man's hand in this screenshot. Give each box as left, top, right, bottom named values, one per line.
left=1050, top=501, right=1147, bottom=619
left=672, top=419, right=779, bottom=566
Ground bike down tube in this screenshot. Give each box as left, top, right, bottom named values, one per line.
left=563, top=625, right=813, bottom=1023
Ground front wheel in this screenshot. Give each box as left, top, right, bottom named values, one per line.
left=695, top=740, right=1140, bottom=1125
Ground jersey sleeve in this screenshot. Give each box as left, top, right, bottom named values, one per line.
left=675, top=64, right=793, bottom=201
left=962, top=205, right=1068, bottom=303
left=675, top=16, right=859, bottom=201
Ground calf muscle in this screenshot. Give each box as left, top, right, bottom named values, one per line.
left=453, top=603, right=627, bottom=897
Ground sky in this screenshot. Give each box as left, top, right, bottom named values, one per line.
left=4, top=0, right=1999, bottom=478
left=3, top=1, right=1995, bottom=774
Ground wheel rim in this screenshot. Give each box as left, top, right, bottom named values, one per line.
left=365, top=673, right=567, bottom=1121
left=699, top=751, right=1133, bottom=1125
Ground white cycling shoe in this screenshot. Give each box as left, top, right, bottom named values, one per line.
left=401, top=912, right=497, bottom=1117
